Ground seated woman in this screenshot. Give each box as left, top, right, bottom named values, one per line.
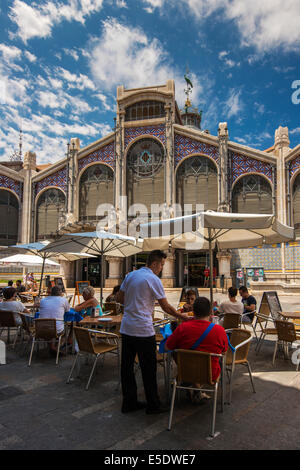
left=0, top=287, right=30, bottom=325
left=180, top=289, right=197, bottom=315
left=74, top=286, right=103, bottom=316
left=106, top=285, right=121, bottom=303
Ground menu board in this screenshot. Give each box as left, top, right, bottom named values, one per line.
left=259, top=291, right=282, bottom=320
left=76, top=281, right=90, bottom=294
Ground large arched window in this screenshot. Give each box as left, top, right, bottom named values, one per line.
left=36, top=188, right=65, bottom=240
left=125, top=101, right=165, bottom=121
left=0, top=189, right=19, bottom=245
left=176, top=155, right=218, bottom=212
left=79, top=164, right=114, bottom=222
left=126, top=138, right=165, bottom=215
left=232, top=174, right=272, bottom=214
left=293, top=173, right=300, bottom=236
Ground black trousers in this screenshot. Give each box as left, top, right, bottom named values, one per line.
left=121, top=334, right=160, bottom=410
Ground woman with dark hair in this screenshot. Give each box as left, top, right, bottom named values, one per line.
left=106, top=285, right=121, bottom=303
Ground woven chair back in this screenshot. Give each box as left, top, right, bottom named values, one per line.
left=223, top=313, right=240, bottom=330
left=74, top=327, right=95, bottom=354
left=175, top=349, right=214, bottom=385
left=35, top=318, right=57, bottom=340
left=0, top=310, right=18, bottom=328
left=226, top=328, right=251, bottom=364
left=275, top=320, right=297, bottom=343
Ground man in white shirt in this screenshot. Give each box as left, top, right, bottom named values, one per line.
left=217, top=287, right=244, bottom=317
left=0, top=287, right=30, bottom=325
left=117, top=250, right=188, bottom=414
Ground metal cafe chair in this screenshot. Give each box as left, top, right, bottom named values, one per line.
left=67, top=327, right=120, bottom=390
left=225, top=328, right=255, bottom=404
left=28, top=318, right=65, bottom=366
left=0, top=310, right=22, bottom=348
left=273, top=320, right=300, bottom=370
left=168, top=349, right=225, bottom=438
left=255, top=313, right=277, bottom=356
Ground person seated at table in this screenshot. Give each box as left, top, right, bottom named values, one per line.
left=106, top=285, right=121, bottom=303
left=0, top=287, right=30, bottom=325
left=239, top=286, right=257, bottom=323
left=16, top=280, right=26, bottom=296
left=74, top=286, right=103, bottom=316
left=5, top=280, right=14, bottom=289
left=165, top=296, right=228, bottom=403
left=217, top=287, right=244, bottom=317
left=180, top=289, right=197, bottom=314
left=39, top=286, right=70, bottom=353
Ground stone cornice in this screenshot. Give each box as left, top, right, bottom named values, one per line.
left=173, top=124, right=219, bottom=147
left=285, top=143, right=300, bottom=163
left=31, top=158, right=67, bottom=183
left=228, top=140, right=277, bottom=165
left=0, top=164, right=24, bottom=182
left=77, top=132, right=115, bottom=160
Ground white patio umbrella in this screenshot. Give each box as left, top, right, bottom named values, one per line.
left=0, top=254, right=60, bottom=266
left=11, top=241, right=96, bottom=295
left=39, top=231, right=143, bottom=306
left=140, top=211, right=295, bottom=304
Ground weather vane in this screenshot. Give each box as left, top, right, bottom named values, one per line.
left=184, top=67, right=193, bottom=109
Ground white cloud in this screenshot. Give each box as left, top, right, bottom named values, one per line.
left=24, top=51, right=37, bottom=62
left=9, top=0, right=104, bottom=43
left=89, top=18, right=203, bottom=107
left=290, top=128, right=300, bottom=135
left=225, top=88, right=243, bottom=119
left=143, top=0, right=300, bottom=53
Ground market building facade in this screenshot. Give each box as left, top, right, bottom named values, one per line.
left=1, top=80, right=300, bottom=291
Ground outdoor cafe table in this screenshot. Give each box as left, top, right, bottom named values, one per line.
left=280, top=312, right=300, bottom=320
left=79, top=314, right=122, bottom=327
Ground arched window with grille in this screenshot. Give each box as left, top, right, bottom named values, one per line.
left=176, top=155, right=218, bottom=213
left=232, top=174, right=272, bottom=214
left=293, top=173, right=300, bottom=237
left=79, top=164, right=114, bottom=222
left=125, top=101, right=165, bottom=122
left=0, top=189, right=19, bottom=245
left=126, top=138, right=165, bottom=215
left=36, top=188, right=65, bottom=240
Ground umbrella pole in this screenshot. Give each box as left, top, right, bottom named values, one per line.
left=39, top=256, right=46, bottom=296
left=100, top=239, right=104, bottom=308
left=209, top=229, right=214, bottom=306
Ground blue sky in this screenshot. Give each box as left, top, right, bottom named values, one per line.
left=0, top=0, right=299, bottom=164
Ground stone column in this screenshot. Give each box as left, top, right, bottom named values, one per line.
left=216, top=250, right=232, bottom=291
left=274, top=126, right=291, bottom=277
left=105, top=256, right=123, bottom=288
left=165, top=103, right=174, bottom=208
left=218, top=122, right=229, bottom=212
left=66, top=137, right=79, bottom=224
left=21, top=151, right=37, bottom=243
left=60, top=260, right=75, bottom=288
left=161, top=251, right=176, bottom=287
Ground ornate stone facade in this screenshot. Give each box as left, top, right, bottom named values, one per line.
left=0, top=80, right=299, bottom=290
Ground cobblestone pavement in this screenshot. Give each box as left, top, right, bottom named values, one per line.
left=0, top=290, right=300, bottom=450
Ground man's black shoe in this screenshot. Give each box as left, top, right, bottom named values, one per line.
left=121, top=401, right=146, bottom=413
left=145, top=405, right=170, bottom=415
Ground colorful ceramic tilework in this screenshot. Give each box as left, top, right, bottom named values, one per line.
left=174, top=134, right=219, bottom=167
left=231, top=245, right=282, bottom=271
left=289, top=154, right=300, bottom=178
left=35, top=167, right=67, bottom=196
left=0, top=174, right=23, bottom=199
left=124, top=125, right=166, bottom=149
left=78, top=142, right=115, bottom=172
left=231, top=152, right=273, bottom=184
left=285, top=241, right=300, bottom=271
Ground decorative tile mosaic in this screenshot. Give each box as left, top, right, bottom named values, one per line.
left=232, top=244, right=282, bottom=272
left=124, top=125, right=166, bottom=149
left=174, top=134, right=219, bottom=167
left=289, top=154, right=300, bottom=178
left=0, top=174, right=23, bottom=199
left=78, top=142, right=115, bottom=172
left=231, top=152, right=273, bottom=184
left=285, top=241, right=300, bottom=271
left=34, top=167, right=67, bottom=196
